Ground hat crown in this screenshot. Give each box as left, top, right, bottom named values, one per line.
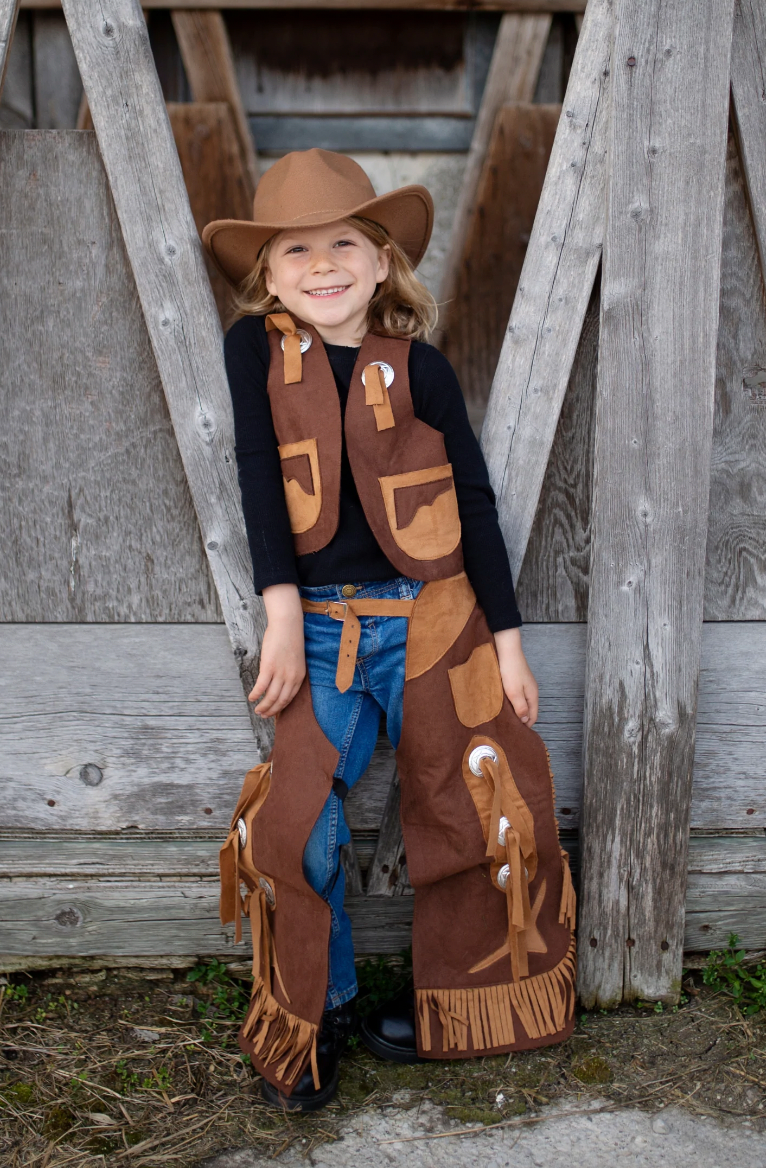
left=253, top=149, right=378, bottom=228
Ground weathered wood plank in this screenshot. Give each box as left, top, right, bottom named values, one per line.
left=731, top=0, right=766, bottom=296
left=343, top=730, right=397, bottom=835
left=705, top=131, right=766, bottom=620
left=579, top=0, right=735, bottom=1008
left=23, top=0, right=588, bottom=11
left=443, top=104, right=559, bottom=414
left=171, top=9, right=257, bottom=197
left=480, top=0, right=611, bottom=582
left=0, top=130, right=221, bottom=623
left=0, top=0, right=19, bottom=98
left=0, top=882, right=415, bottom=957
left=366, top=771, right=412, bottom=896
left=0, top=837, right=760, bottom=960
left=61, top=0, right=269, bottom=749
left=515, top=281, right=598, bottom=620
left=0, top=8, right=31, bottom=127
left=32, top=10, right=82, bottom=127
left=167, top=102, right=253, bottom=326
left=435, top=13, right=551, bottom=347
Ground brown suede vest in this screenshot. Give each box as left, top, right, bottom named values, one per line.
left=265, top=315, right=464, bottom=580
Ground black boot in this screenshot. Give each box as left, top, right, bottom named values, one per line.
left=260, top=998, right=356, bottom=1112
left=359, top=992, right=424, bottom=1064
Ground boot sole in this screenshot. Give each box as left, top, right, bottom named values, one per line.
left=261, top=1067, right=339, bottom=1113
left=358, top=1018, right=426, bottom=1064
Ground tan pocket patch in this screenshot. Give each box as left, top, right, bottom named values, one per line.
left=448, top=642, right=504, bottom=727
left=279, top=438, right=321, bottom=534
left=379, top=465, right=461, bottom=561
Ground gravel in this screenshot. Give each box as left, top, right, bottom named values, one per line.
left=199, top=1099, right=766, bottom=1168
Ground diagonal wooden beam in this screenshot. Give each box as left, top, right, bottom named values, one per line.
left=731, top=0, right=766, bottom=284
left=579, top=0, right=735, bottom=1008
left=480, top=0, right=611, bottom=582
left=434, top=13, right=551, bottom=347
left=0, top=0, right=20, bottom=99
left=171, top=9, right=258, bottom=201
left=61, top=0, right=270, bottom=754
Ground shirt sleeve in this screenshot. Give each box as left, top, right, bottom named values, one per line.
left=224, top=315, right=301, bottom=593
left=408, top=342, right=522, bottom=632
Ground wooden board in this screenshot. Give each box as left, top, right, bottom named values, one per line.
left=23, top=0, right=588, bottom=11
left=171, top=10, right=257, bottom=197
left=0, top=6, right=31, bottom=128
left=435, top=13, right=551, bottom=347
left=480, top=0, right=611, bottom=582
left=167, top=102, right=253, bottom=328
left=443, top=103, right=559, bottom=410
left=515, top=281, right=598, bottom=621
left=0, top=130, right=220, bottom=623
left=0, top=836, right=760, bottom=962
left=579, top=0, right=735, bottom=1008
left=2, top=622, right=765, bottom=838
left=732, top=0, right=766, bottom=291
left=32, top=10, right=82, bottom=127
left=62, top=0, right=268, bottom=752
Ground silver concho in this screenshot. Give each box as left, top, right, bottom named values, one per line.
left=236, top=817, right=247, bottom=849
left=259, top=876, right=276, bottom=908
left=468, top=743, right=499, bottom=777
left=497, top=815, right=510, bottom=845
left=361, top=360, right=394, bottom=389
left=497, top=863, right=510, bottom=890
left=281, top=329, right=312, bottom=354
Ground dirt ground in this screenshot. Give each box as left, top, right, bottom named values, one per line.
left=1, top=960, right=765, bottom=1167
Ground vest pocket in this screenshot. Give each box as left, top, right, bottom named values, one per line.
left=278, top=438, right=322, bottom=534
left=448, top=642, right=504, bottom=727
left=379, top=464, right=461, bottom=560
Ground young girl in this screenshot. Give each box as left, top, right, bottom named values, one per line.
left=206, top=149, right=576, bottom=1113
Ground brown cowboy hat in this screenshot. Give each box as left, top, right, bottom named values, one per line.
left=202, top=148, right=434, bottom=287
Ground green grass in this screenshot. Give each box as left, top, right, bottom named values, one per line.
left=703, top=934, right=766, bottom=1015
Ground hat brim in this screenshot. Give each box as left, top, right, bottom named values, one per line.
left=201, top=185, right=434, bottom=287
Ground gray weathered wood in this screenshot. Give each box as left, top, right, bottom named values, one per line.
left=435, top=13, right=551, bottom=346
left=366, top=771, right=412, bottom=896
left=0, top=131, right=221, bottom=622
left=705, top=131, right=766, bottom=620
left=343, top=729, right=397, bottom=835
left=579, top=0, right=735, bottom=1008
left=480, top=0, right=611, bottom=582
left=21, top=0, right=587, bottom=11
left=0, top=8, right=31, bottom=127
left=32, top=10, right=82, bottom=127
left=515, top=282, right=598, bottom=620
left=61, top=0, right=268, bottom=748
left=340, top=839, right=364, bottom=896
left=0, top=0, right=19, bottom=98
left=0, top=835, right=760, bottom=961
left=732, top=0, right=766, bottom=298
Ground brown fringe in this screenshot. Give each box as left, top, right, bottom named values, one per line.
left=559, top=848, right=577, bottom=929
left=242, top=978, right=319, bottom=1089
left=417, top=936, right=576, bottom=1054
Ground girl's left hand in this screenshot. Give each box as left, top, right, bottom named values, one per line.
left=493, top=627, right=539, bottom=727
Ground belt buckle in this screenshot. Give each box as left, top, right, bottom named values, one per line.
left=329, top=601, right=348, bottom=622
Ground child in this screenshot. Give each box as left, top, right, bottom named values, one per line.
left=206, top=149, right=576, bottom=1113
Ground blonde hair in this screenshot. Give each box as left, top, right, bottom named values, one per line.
left=231, top=216, right=438, bottom=341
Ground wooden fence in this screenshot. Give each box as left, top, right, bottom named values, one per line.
left=0, top=0, right=765, bottom=1006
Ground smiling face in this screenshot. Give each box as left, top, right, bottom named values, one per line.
left=264, top=221, right=390, bottom=346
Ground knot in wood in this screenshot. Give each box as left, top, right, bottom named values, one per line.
left=55, top=906, right=83, bottom=929
left=102, top=20, right=115, bottom=39
left=79, top=764, right=103, bottom=787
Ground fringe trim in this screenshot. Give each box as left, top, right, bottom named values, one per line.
left=417, top=936, right=576, bottom=1054
left=242, top=978, right=319, bottom=1089
left=559, top=848, right=577, bottom=929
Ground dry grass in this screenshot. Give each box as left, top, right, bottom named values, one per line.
left=0, top=962, right=764, bottom=1167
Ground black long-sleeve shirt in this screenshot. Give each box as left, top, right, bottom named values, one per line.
left=224, top=314, right=521, bottom=632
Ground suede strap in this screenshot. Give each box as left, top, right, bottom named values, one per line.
left=301, top=596, right=415, bottom=692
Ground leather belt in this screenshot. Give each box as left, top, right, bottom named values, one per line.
left=301, top=597, right=416, bottom=693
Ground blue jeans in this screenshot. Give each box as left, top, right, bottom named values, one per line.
left=300, top=576, right=424, bottom=1009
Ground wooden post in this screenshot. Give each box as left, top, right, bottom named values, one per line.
left=731, top=0, right=766, bottom=281
left=61, top=0, right=270, bottom=753
left=578, top=0, right=735, bottom=1007
left=171, top=9, right=258, bottom=200
left=0, top=0, right=20, bottom=95
left=434, top=12, right=550, bottom=347
left=481, top=0, right=611, bottom=582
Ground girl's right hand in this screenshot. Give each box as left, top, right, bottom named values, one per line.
left=249, top=584, right=306, bottom=717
